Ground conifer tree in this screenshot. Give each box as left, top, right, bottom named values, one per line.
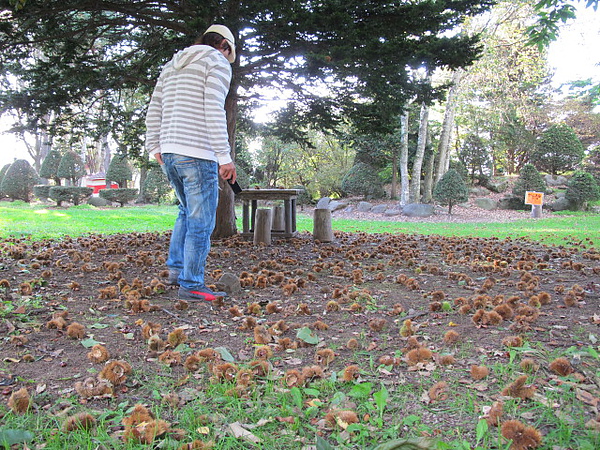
left=106, top=154, right=133, bottom=189
left=530, top=124, right=585, bottom=175
left=0, top=163, right=11, bottom=199
left=512, top=164, right=547, bottom=202
left=433, top=169, right=469, bottom=214
left=565, top=171, right=600, bottom=210
left=39, top=150, right=63, bottom=185
left=57, top=151, right=86, bottom=186
left=0, top=159, right=39, bottom=202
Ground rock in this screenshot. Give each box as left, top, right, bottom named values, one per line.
left=486, top=178, right=508, bottom=193
left=328, top=200, right=348, bottom=212
left=555, top=191, right=566, bottom=199
left=342, top=205, right=355, bottom=213
left=371, top=204, right=388, bottom=214
left=470, top=187, right=489, bottom=197
left=88, top=196, right=109, bottom=207
left=384, top=208, right=402, bottom=216
left=474, top=198, right=497, bottom=210
left=498, top=196, right=524, bottom=210
left=357, top=201, right=373, bottom=212
left=214, top=272, right=241, bottom=296
left=547, top=197, right=572, bottom=212
left=402, top=203, right=435, bottom=217
left=545, top=174, right=568, bottom=187
left=316, top=197, right=331, bottom=209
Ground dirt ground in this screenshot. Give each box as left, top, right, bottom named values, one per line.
left=0, top=209, right=599, bottom=445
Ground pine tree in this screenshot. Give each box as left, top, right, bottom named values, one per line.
left=106, top=154, right=133, bottom=189
left=565, top=171, right=600, bottom=210
left=530, top=124, right=585, bottom=175
left=0, top=159, right=39, bottom=202
left=0, top=163, right=11, bottom=199
left=433, top=169, right=469, bottom=214
left=512, top=164, right=547, bottom=202
left=57, top=151, right=86, bottom=186
left=39, top=150, right=63, bottom=185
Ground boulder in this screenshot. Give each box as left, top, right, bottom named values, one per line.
left=469, top=186, right=489, bottom=197
left=316, top=197, right=331, bottom=209
left=547, top=197, right=572, bottom=212
left=545, top=174, right=568, bottom=187
left=474, top=198, right=497, bottom=210
left=357, top=201, right=373, bottom=212
left=371, top=204, right=388, bottom=214
left=384, top=208, right=402, bottom=216
left=87, top=196, right=109, bottom=207
left=328, top=200, right=348, bottom=211
left=402, top=203, right=435, bottom=217
left=498, top=195, right=524, bottom=210
left=486, top=178, right=508, bottom=193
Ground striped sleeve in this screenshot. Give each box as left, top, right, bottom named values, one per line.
left=204, top=58, right=232, bottom=164
left=145, top=76, right=164, bottom=157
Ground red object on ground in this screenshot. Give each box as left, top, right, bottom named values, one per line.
left=86, top=178, right=119, bottom=194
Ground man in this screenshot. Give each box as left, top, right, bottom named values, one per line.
left=145, top=24, right=237, bottom=302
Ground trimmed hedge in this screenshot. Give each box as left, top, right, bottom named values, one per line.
left=33, top=185, right=52, bottom=200
left=49, top=186, right=94, bottom=206
left=99, top=188, right=138, bottom=206
left=1, top=159, right=39, bottom=202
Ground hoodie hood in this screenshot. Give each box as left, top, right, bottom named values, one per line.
left=172, top=45, right=219, bottom=70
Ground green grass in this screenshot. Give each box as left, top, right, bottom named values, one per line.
left=1, top=202, right=598, bottom=249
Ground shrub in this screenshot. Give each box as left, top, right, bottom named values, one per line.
left=49, top=186, right=94, bottom=206
left=57, top=151, right=86, bottom=186
left=39, top=150, right=63, bottom=185
left=0, top=159, right=39, bottom=202
left=143, top=165, right=172, bottom=204
left=99, top=188, right=138, bottom=207
left=530, top=124, right=585, bottom=175
left=512, top=164, right=547, bottom=209
left=33, top=185, right=52, bottom=200
left=582, top=146, right=600, bottom=186
left=0, top=163, right=11, bottom=199
left=565, top=171, right=600, bottom=210
left=341, top=162, right=386, bottom=199
left=433, top=169, right=469, bottom=214
left=106, top=154, right=133, bottom=188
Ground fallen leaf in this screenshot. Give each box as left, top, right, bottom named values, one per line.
left=228, top=422, right=262, bottom=444
left=576, top=388, right=599, bottom=407
left=14, top=306, right=26, bottom=314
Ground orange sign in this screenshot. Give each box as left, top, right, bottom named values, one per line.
left=524, top=191, right=544, bottom=206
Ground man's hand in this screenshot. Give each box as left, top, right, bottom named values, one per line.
left=219, top=162, right=237, bottom=183
left=154, top=153, right=164, bottom=165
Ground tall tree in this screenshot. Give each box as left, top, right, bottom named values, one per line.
left=0, top=0, right=493, bottom=236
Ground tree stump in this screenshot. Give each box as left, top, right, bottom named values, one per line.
left=253, top=208, right=272, bottom=245
left=313, top=208, right=334, bottom=242
left=271, top=205, right=285, bottom=231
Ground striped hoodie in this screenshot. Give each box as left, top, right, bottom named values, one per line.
left=145, top=45, right=232, bottom=165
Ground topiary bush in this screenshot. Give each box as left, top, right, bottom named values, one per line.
left=565, top=171, right=600, bottom=211
left=57, top=151, right=86, bottom=186
left=341, top=162, right=386, bottom=199
left=530, top=124, right=585, bottom=175
left=39, top=150, right=63, bottom=185
left=33, top=185, right=52, bottom=200
left=511, top=164, right=547, bottom=209
left=0, top=163, right=11, bottom=199
left=433, top=169, right=469, bottom=214
left=99, top=188, right=138, bottom=207
left=0, top=159, right=39, bottom=202
left=143, top=165, right=172, bottom=204
left=106, top=154, right=133, bottom=188
left=49, top=186, right=94, bottom=206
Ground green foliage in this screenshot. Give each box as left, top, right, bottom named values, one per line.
left=565, top=171, right=600, bottom=210
left=106, top=153, right=133, bottom=188
left=33, top=185, right=52, bottom=200
left=433, top=169, right=469, bottom=214
left=341, top=162, right=386, bottom=199
left=0, top=163, right=11, bottom=198
left=57, top=151, right=86, bottom=185
left=582, top=146, right=600, bottom=186
left=530, top=124, right=585, bottom=175
left=458, top=134, right=491, bottom=180
left=512, top=163, right=548, bottom=204
left=49, top=186, right=94, bottom=206
left=39, top=150, right=63, bottom=185
left=143, top=165, right=172, bottom=204
left=99, top=188, right=138, bottom=207
left=0, top=159, right=39, bottom=202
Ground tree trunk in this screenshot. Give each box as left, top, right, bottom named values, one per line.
left=213, top=76, right=238, bottom=239
left=399, top=112, right=410, bottom=206
left=434, top=69, right=462, bottom=183
left=421, top=130, right=435, bottom=203
left=409, top=101, right=429, bottom=203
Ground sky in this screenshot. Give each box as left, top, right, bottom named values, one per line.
left=1, top=5, right=599, bottom=170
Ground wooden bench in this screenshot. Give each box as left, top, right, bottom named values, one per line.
left=238, top=189, right=303, bottom=239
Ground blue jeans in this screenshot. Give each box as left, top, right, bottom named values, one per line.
left=161, top=154, right=218, bottom=291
